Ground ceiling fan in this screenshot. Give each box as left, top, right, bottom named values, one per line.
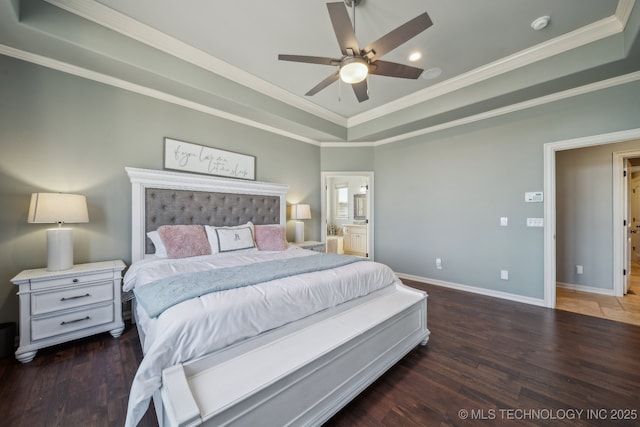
left=278, top=0, right=433, bottom=103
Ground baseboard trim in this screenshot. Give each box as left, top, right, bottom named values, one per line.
left=556, top=282, right=616, bottom=296
left=396, top=273, right=547, bottom=307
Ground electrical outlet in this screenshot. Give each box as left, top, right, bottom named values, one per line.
left=436, top=258, right=442, bottom=270
left=576, top=265, right=583, bottom=275
left=500, top=270, right=509, bottom=280
left=500, top=217, right=508, bottom=227
left=526, top=218, right=544, bottom=227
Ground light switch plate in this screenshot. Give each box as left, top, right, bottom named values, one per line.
left=525, top=191, right=543, bottom=203
left=500, top=217, right=508, bottom=226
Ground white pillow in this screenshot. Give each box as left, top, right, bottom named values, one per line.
left=147, top=231, right=168, bottom=258
left=205, top=222, right=256, bottom=253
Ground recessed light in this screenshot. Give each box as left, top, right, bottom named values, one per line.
left=531, top=16, right=550, bottom=31
left=408, top=52, right=422, bottom=62
left=421, top=67, right=442, bottom=80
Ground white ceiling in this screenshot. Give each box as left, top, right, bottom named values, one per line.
left=1, top=0, right=637, bottom=144
left=90, top=0, right=619, bottom=119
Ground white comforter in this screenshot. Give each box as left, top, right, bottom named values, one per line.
left=124, top=247, right=399, bottom=426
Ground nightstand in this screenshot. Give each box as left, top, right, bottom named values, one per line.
left=11, top=260, right=126, bottom=363
left=290, top=241, right=326, bottom=252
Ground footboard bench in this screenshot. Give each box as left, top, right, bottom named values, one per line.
left=160, top=283, right=429, bottom=426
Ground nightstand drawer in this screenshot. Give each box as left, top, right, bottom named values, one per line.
left=31, top=282, right=114, bottom=316
left=31, top=303, right=115, bottom=341
left=30, top=270, right=114, bottom=291
left=12, top=260, right=126, bottom=363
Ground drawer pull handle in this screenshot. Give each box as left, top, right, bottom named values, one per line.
left=60, top=293, right=90, bottom=301
left=61, top=316, right=90, bottom=326
left=72, top=279, right=79, bottom=283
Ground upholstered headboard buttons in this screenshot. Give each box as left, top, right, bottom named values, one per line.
left=127, top=167, right=289, bottom=262
left=145, top=188, right=281, bottom=254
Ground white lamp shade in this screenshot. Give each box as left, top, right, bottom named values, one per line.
left=28, top=193, right=88, bottom=271
left=290, top=204, right=311, bottom=220
left=28, top=193, right=89, bottom=224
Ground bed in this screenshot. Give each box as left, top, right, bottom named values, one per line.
left=124, top=167, right=429, bottom=427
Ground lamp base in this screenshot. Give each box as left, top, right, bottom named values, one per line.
left=294, top=221, right=305, bottom=243
left=47, top=228, right=73, bottom=271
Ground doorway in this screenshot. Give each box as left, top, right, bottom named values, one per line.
left=321, top=171, right=374, bottom=260
left=626, top=158, right=640, bottom=293
left=555, top=149, right=640, bottom=325
left=543, top=128, right=640, bottom=309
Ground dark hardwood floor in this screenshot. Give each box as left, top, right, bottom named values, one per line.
left=0, top=319, right=158, bottom=427
left=1, top=280, right=639, bottom=426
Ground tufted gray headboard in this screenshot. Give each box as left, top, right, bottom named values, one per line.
left=144, top=188, right=281, bottom=254
left=127, top=167, right=289, bottom=262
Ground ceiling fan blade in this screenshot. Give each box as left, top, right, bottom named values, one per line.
left=327, top=2, right=360, bottom=56
left=278, top=54, right=341, bottom=66
left=351, top=79, right=369, bottom=103
left=305, top=71, right=340, bottom=96
left=369, top=60, right=424, bottom=79
left=364, top=12, right=433, bottom=61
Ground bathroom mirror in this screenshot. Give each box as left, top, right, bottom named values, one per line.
left=354, top=194, right=367, bottom=220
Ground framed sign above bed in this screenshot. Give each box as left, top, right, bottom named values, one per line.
left=164, top=137, right=256, bottom=180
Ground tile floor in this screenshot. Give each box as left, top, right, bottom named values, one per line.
left=556, top=262, right=640, bottom=326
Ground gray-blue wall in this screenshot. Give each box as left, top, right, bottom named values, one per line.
left=0, top=55, right=321, bottom=324
left=2, top=53, right=640, bottom=326
left=368, top=79, right=640, bottom=300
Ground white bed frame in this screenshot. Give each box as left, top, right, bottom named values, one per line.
left=126, top=167, right=429, bottom=426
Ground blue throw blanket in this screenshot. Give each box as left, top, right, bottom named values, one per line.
left=134, top=253, right=363, bottom=317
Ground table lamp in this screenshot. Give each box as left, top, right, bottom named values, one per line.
left=28, top=193, right=89, bottom=271
left=291, top=204, right=311, bottom=243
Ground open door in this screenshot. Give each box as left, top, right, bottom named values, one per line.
left=321, top=171, right=374, bottom=260
left=624, top=159, right=631, bottom=295
left=612, top=149, right=640, bottom=298
left=628, top=167, right=640, bottom=294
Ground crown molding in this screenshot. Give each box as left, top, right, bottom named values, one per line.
left=4, top=44, right=638, bottom=148
left=44, top=0, right=348, bottom=127
left=348, top=8, right=630, bottom=127
left=319, top=142, right=376, bottom=148
left=46, top=0, right=633, bottom=130
left=616, top=0, right=636, bottom=26
left=4, top=43, right=637, bottom=148
left=373, top=71, right=640, bottom=146
left=0, top=43, right=323, bottom=146
left=7, top=1, right=637, bottom=147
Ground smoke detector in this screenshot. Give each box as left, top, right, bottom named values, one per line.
left=531, top=16, right=550, bottom=31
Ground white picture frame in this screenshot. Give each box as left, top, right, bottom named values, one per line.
left=163, top=137, right=256, bottom=180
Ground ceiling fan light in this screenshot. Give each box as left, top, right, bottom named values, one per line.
left=340, top=58, right=368, bottom=84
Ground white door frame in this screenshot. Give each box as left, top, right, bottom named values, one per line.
left=544, top=128, right=640, bottom=308
left=321, top=171, right=374, bottom=260
left=613, top=150, right=640, bottom=295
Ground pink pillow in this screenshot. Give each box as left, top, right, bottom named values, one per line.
left=157, top=225, right=211, bottom=258
left=254, top=225, right=287, bottom=251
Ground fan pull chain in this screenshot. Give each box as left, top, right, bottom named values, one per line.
left=351, top=1, right=356, bottom=35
